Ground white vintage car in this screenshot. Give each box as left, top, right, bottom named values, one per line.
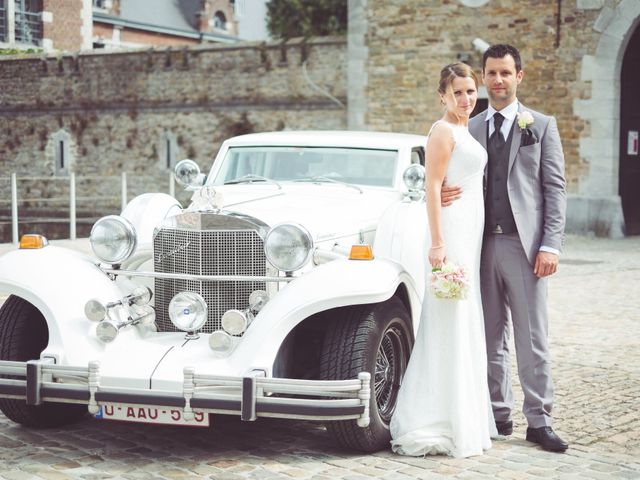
left=0, top=130, right=430, bottom=452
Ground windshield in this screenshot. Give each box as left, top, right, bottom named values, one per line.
left=212, top=146, right=398, bottom=187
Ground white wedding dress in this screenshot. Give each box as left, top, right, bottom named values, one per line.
left=390, top=120, right=496, bottom=458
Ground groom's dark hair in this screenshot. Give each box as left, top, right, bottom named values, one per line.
left=482, top=44, right=522, bottom=72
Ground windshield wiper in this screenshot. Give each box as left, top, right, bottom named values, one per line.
left=293, top=175, right=363, bottom=193
left=224, top=174, right=282, bottom=189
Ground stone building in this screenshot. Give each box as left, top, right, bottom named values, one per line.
left=1, top=0, right=639, bottom=240
left=92, top=0, right=241, bottom=50
left=0, top=37, right=347, bottom=241
left=0, top=0, right=243, bottom=53
left=349, top=0, right=639, bottom=237
left=0, top=0, right=92, bottom=51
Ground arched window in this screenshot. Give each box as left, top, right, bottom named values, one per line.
left=212, top=11, right=226, bottom=30
left=53, top=129, right=71, bottom=176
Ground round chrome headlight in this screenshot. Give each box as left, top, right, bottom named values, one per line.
left=96, top=320, right=119, bottom=343
left=133, top=305, right=156, bottom=327
left=221, top=309, right=249, bottom=336
left=209, top=330, right=234, bottom=356
left=168, top=292, right=207, bottom=332
left=403, top=164, right=425, bottom=192
left=85, top=299, right=107, bottom=322
left=174, top=159, right=202, bottom=187
left=264, top=223, right=313, bottom=272
left=90, top=215, right=137, bottom=265
left=248, top=290, right=269, bottom=312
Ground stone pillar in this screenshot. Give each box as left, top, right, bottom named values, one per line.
left=81, top=0, right=93, bottom=51
left=571, top=0, right=640, bottom=237
left=347, top=0, right=368, bottom=131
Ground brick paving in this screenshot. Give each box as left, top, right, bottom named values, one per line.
left=0, top=235, right=638, bottom=479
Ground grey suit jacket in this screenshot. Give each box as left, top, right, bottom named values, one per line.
left=469, top=104, right=567, bottom=265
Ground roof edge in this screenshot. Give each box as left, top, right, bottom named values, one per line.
left=93, top=12, right=240, bottom=43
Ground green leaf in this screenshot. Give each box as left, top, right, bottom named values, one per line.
left=266, top=0, right=347, bottom=40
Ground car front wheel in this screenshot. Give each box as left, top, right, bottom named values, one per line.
left=319, top=297, right=413, bottom=452
left=0, top=295, right=87, bottom=427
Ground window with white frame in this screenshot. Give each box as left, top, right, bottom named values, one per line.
left=14, top=0, right=43, bottom=46
left=0, top=1, right=7, bottom=42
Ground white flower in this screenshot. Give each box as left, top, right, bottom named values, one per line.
left=430, top=262, right=469, bottom=300
left=517, top=111, right=534, bottom=130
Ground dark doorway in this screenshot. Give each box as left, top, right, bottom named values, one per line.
left=620, top=25, right=640, bottom=235
left=471, top=98, right=488, bottom=118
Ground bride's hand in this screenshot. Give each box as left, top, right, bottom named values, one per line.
left=429, top=245, right=446, bottom=270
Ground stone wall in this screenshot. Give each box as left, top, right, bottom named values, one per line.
left=0, top=38, right=347, bottom=241
left=359, top=0, right=632, bottom=236
left=364, top=0, right=605, bottom=191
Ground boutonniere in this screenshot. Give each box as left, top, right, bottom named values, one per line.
left=517, top=111, right=537, bottom=146
left=517, top=111, right=534, bottom=130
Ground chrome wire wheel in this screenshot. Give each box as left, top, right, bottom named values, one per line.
left=374, top=324, right=405, bottom=423
left=320, top=297, right=413, bottom=452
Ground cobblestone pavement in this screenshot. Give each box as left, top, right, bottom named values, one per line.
left=0, top=235, right=638, bottom=479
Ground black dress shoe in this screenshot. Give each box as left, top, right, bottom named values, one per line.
left=495, top=420, right=513, bottom=436
left=526, top=426, right=568, bottom=452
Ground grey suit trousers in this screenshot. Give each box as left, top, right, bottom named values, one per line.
left=481, top=232, right=554, bottom=428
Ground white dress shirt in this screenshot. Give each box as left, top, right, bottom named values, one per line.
left=485, top=99, right=559, bottom=256
left=486, top=99, right=519, bottom=140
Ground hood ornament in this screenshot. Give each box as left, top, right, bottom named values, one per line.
left=189, top=186, right=224, bottom=212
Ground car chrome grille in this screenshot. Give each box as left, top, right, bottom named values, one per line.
left=153, top=228, right=267, bottom=334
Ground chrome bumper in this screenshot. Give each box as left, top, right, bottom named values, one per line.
left=0, top=359, right=371, bottom=426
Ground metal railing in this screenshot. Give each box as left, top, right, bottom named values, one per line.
left=1, top=172, right=177, bottom=245
left=14, top=9, right=41, bottom=46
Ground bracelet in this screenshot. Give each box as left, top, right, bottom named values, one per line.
left=430, top=244, right=445, bottom=249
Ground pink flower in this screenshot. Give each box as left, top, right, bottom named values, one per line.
left=430, top=262, right=469, bottom=300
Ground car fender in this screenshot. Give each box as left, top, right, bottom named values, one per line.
left=121, top=193, right=182, bottom=249
left=0, top=246, right=130, bottom=365
left=233, top=257, right=422, bottom=370
left=373, top=199, right=428, bottom=301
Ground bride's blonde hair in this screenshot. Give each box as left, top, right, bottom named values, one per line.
left=438, top=62, right=478, bottom=95
left=438, top=63, right=478, bottom=122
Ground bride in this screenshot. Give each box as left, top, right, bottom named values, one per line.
left=390, top=63, right=496, bottom=458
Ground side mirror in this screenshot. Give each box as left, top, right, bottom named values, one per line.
left=402, top=164, right=425, bottom=201
left=174, top=159, right=206, bottom=189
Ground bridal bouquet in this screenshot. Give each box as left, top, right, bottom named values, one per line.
left=430, top=263, right=469, bottom=300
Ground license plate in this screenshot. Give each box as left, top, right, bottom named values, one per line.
left=95, top=404, right=209, bottom=427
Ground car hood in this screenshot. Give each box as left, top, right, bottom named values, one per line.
left=203, top=184, right=402, bottom=240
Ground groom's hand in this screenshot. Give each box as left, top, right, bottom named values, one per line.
left=534, top=251, right=559, bottom=278
left=441, top=184, right=462, bottom=207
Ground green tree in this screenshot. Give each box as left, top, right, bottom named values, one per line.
left=266, top=0, right=347, bottom=40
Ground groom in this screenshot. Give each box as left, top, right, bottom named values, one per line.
left=443, top=44, right=568, bottom=452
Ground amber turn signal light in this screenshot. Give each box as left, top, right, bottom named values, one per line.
left=349, top=244, right=374, bottom=260
left=19, top=234, right=49, bottom=249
